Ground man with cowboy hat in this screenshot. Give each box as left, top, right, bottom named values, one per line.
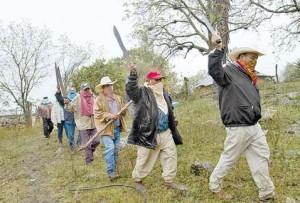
left=94, top=76, right=127, bottom=181
left=207, top=32, right=275, bottom=201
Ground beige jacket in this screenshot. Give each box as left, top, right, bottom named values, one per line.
left=65, top=94, right=96, bottom=130
left=93, top=93, right=127, bottom=138
left=37, top=103, right=52, bottom=119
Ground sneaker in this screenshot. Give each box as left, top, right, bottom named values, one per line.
left=259, top=191, right=275, bottom=202
left=108, top=172, right=121, bottom=181
left=212, top=190, right=233, bottom=199
left=135, top=181, right=147, bottom=193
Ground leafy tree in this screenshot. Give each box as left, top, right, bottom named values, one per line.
left=70, top=47, right=178, bottom=96
left=0, top=20, right=54, bottom=126
left=281, top=59, right=300, bottom=82
left=70, top=58, right=127, bottom=96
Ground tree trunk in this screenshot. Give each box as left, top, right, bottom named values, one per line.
left=24, top=112, right=32, bottom=127
left=24, top=101, right=33, bottom=127
left=213, top=0, right=230, bottom=63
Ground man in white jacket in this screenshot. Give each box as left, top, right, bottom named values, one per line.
left=51, top=99, right=67, bottom=143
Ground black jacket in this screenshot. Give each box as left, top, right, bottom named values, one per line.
left=208, top=49, right=261, bottom=127
left=125, top=72, right=183, bottom=149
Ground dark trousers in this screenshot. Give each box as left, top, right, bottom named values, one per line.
left=80, top=129, right=100, bottom=164
left=42, top=118, right=53, bottom=138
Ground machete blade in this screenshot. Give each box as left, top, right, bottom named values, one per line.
left=113, top=25, right=130, bottom=59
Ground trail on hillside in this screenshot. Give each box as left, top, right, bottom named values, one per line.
left=20, top=136, right=58, bottom=203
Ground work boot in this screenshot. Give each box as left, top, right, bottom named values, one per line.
left=212, top=190, right=233, bottom=199
left=135, top=181, right=147, bottom=193
left=259, top=191, right=275, bottom=202
left=108, top=172, right=121, bottom=181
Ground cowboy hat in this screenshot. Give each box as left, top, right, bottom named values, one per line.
left=95, top=76, right=117, bottom=93
left=228, top=47, right=264, bottom=60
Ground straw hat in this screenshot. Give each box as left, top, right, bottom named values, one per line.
left=95, top=76, right=116, bottom=93
left=228, top=47, right=264, bottom=60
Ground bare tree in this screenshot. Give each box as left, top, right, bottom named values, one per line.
left=249, top=0, right=300, bottom=50
left=0, top=20, right=54, bottom=126
left=123, top=0, right=269, bottom=58
left=55, top=34, right=93, bottom=92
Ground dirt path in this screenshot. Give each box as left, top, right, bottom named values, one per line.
left=0, top=130, right=61, bottom=203
left=20, top=136, right=58, bottom=203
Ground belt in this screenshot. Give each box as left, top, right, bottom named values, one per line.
left=157, top=128, right=168, bottom=133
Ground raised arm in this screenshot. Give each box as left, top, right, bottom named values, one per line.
left=125, top=62, right=142, bottom=102
left=208, top=32, right=231, bottom=86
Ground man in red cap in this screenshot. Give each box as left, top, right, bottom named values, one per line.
left=126, top=62, right=186, bottom=194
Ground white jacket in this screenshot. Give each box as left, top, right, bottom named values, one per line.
left=51, top=101, right=64, bottom=124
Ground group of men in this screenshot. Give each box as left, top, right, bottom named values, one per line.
left=36, top=87, right=78, bottom=150
left=36, top=32, right=276, bottom=201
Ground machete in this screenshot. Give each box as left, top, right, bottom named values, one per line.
left=55, top=62, right=66, bottom=96
left=113, top=25, right=130, bottom=60
left=201, top=15, right=221, bottom=44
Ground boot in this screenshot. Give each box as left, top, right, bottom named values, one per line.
left=135, top=181, right=147, bottom=193
left=212, top=190, right=233, bottom=199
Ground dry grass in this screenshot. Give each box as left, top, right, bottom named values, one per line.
left=0, top=81, right=299, bottom=203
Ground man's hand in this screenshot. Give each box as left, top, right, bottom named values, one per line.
left=211, top=32, right=223, bottom=50
left=109, top=113, right=119, bottom=120
left=63, top=98, right=69, bottom=104
left=128, top=62, right=137, bottom=74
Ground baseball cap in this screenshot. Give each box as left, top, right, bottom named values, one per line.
left=146, top=70, right=165, bottom=80
left=80, top=82, right=90, bottom=90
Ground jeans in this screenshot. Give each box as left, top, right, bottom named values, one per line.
left=65, top=121, right=76, bottom=150
left=102, top=127, right=121, bottom=175
left=57, top=121, right=67, bottom=141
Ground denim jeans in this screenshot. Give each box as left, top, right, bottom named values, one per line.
left=102, top=127, right=121, bottom=175
left=57, top=121, right=67, bottom=141
left=65, top=121, right=76, bottom=150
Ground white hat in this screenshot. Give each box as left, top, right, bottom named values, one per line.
left=42, top=97, right=50, bottom=104
left=228, top=47, right=264, bottom=60
left=95, top=76, right=116, bottom=93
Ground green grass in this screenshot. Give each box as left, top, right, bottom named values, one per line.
left=0, top=81, right=300, bottom=202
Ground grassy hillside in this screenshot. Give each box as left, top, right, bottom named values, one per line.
left=0, top=81, right=299, bottom=203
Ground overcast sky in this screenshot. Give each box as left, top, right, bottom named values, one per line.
left=0, top=0, right=299, bottom=103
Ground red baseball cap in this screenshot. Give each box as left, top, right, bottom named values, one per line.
left=146, top=70, right=165, bottom=80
